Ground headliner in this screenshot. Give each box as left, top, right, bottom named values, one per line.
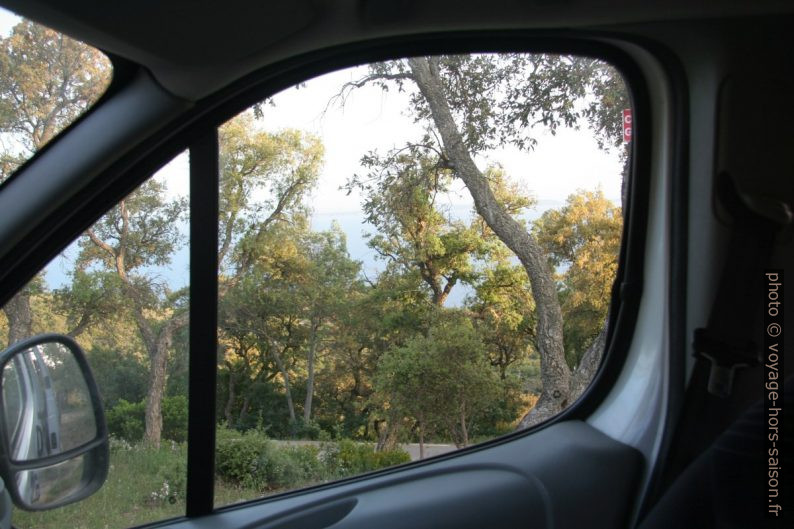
left=1, top=0, right=792, bottom=99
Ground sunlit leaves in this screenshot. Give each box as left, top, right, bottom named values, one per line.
left=219, top=112, right=323, bottom=271
left=534, top=189, right=622, bottom=366
left=0, top=20, right=111, bottom=181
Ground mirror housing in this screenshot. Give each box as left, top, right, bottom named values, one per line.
left=0, top=334, right=108, bottom=511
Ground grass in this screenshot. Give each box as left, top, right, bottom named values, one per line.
left=12, top=439, right=260, bottom=529
left=14, top=441, right=184, bottom=529
left=12, top=434, right=410, bottom=529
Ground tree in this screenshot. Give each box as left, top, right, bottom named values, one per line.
left=313, top=266, right=433, bottom=445
left=218, top=112, right=323, bottom=274
left=375, top=310, right=498, bottom=456
left=534, top=189, right=622, bottom=368
left=348, top=148, right=487, bottom=307
left=78, top=178, right=188, bottom=445
left=53, top=269, right=126, bottom=338
left=343, top=54, right=627, bottom=427
left=0, top=20, right=110, bottom=179
left=0, top=20, right=111, bottom=346
left=297, top=226, right=362, bottom=422
left=468, top=263, right=536, bottom=382
left=221, top=218, right=310, bottom=427
left=217, top=328, right=261, bottom=427
left=220, top=221, right=362, bottom=433
left=216, top=113, right=324, bottom=431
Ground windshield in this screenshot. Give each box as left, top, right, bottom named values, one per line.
left=0, top=6, right=112, bottom=184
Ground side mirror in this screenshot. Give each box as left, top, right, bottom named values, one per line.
left=0, top=334, right=108, bottom=510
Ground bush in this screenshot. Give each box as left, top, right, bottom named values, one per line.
left=290, top=418, right=324, bottom=440
left=215, top=428, right=410, bottom=492
left=258, top=445, right=318, bottom=490
left=162, top=395, right=188, bottom=442
left=106, top=399, right=145, bottom=441
left=216, top=430, right=328, bottom=491
left=279, top=445, right=326, bottom=484
left=106, top=396, right=188, bottom=443
left=323, top=439, right=410, bottom=478
left=371, top=448, right=412, bottom=468
left=215, top=428, right=271, bottom=490
left=149, top=457, right=186, bottom=505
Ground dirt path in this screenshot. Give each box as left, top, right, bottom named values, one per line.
left=271, top=440, right=457, bottom=461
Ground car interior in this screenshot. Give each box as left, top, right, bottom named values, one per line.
left=0, top=1, right=791, bottom=528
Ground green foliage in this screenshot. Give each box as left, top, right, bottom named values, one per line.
left=469, top=262, right=536, bottom=380
left=216, top=428, right=273, bottom=489
left=87, top=346, right=148, bottom=408
left=14, top=441, right=188, bottom=529
left=15, top=433, right=410, bottom=529
left=0, top=20, right=111, bottom=181
left=375, top=310, right=500, bottom=446
left=106, top=396, right=189, bottom=442
left=52, top=270, right=125, bottom=337
left=290, top=417, right=324, bottom=440
left=78, top=179, right=187, bottom=278
left=219, top=112, right=324, bottom=270
left=348, top=148, right=492, bottom=307
left=534, top=189, right=622, bottom=366
left=74, top=171, right=190, bottom=446
left=219, top=218, right=363, bottom=430
left=149, top=456, right=186, bottom=505
left=216, top=429, right=309, bottom=491
left=362, top=54, right=627, bottom=155
left=162, top=395, right=189, bottom=443
left=371, top=447, right=413, bottom=467
left=216, top=428, right=410, bottom=492
left=323, top=439, right=411, bottom=475
left=106, top=399, right=145, bottom=441
left=246, top=444, right=305, bottom=491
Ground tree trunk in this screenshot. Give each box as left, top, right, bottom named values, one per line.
left=270, top=340, right=296, bottom=424
left=87, top=219, right=188, bottom=447
left=418, top=412, right=425, bottom=459
left=303, top=322, right=319, bottom=422
left=375, top=413, right=401, bottom=452
left=459, top=401, right=469, bottom=447
left=239, top=395, right=251, bottom=426
left=66, top=312, right=93, bottom=339
left=145, top=348, right=168, bottom=446
left=225, top=365, right=237, bottom=426
left=143, top=314, right=185, bottom=446
left=3, top=287, right=33, bottom=346
left=408, top=57, right=571, bottom=427
left=568, top=321, right=608, bottom=402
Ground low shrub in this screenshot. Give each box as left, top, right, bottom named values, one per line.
left=277, top=445, right=326, bottom=485
left=215, top=428, right=410, bottom=492
left=216, top=430, right=327, bottom=491
left=371, top=448, right=412, bottom=468
left=215, top=428, right=271, bottom=490
left=106, top=399, right=145, bottom=441
left=290, top=418, right=324, bottom=440
left=106, top=396, right=188, bottom=443
left=323, top=439, right=410, bottom=477
left=162, top=395, right=188, bottom=443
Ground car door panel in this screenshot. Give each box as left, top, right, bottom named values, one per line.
left=168, top=421, right=641, bottom=529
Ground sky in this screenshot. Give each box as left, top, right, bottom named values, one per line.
left=1, top=6, right=626, bottom=306
left=0, top=8, right=15, bottom=34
